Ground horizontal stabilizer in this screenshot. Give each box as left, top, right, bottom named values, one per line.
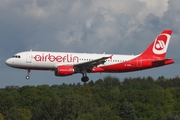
left=152, top=58, right=174, bottom=66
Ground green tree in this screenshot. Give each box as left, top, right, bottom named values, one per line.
left=118, top=100, right=136, bottom=120
left=103, top=76, right=120, bottom=89
left=4, top=107, right=31, bottom=120
left=77, top=113, right=94, bottom=120
left=31, top=96, right=61, bottom=120
left=95, top=79, right=104, bottom=86
left=18, top=86, right=41, bottom=111
left=87, top=80, right=95, bottom=86
left=93, top=106, right=116, bottom=120
left=60, top=94, right=87, bottom=120
left=0, top=96, right=16, bottom=117
left=0, top=113, right=4, bottom=120
left=1, top=76, right=180, bottom=119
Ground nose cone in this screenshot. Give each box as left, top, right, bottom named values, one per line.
left=5, top=58, right=13, bottom=66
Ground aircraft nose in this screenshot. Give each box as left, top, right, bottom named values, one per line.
left=5, top=58, right=13, bottom=66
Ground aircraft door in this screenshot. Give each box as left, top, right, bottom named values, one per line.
left=26, top=53, right=32, bottom=63
left=137, top=57, right=142, bottom=67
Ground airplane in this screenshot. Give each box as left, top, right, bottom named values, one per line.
left=5, top=30, right=174, bottom=82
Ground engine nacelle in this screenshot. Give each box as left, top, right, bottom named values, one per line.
left=55, top=66, right=74, bottom=76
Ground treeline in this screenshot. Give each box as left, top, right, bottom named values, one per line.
left=0, top=76, right=180, bottom=120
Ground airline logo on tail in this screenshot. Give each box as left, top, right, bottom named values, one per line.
left=153, top=33, right=171, bottom=55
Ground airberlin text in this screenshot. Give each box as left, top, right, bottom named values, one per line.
left=34, top=53, right=79, bottom=63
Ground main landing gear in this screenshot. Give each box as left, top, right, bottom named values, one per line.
left=26, top=69, right=30, bottom=80
left=81, top=72, right=89, bottom=82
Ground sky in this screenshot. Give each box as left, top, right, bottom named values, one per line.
left=0, top=0, right=180, bottom=88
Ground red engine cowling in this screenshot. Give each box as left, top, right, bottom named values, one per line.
left=55, top=66, right=74, bottom=76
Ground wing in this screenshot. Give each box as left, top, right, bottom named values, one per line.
left=74, top=55, right=113, bottom=71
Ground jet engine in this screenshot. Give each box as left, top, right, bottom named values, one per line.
left=55, top=66, right=74, bottom=76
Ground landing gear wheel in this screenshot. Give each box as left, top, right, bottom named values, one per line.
left=26, top=75, right=30, bottom=80
left=25, top=69, right=31, bottom=80
left=81, top=76, right=89, bottom=82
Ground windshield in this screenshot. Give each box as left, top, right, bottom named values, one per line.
left=12, top=55, right=21, bottom=58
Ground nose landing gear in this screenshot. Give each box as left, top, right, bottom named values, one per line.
left=26, top=69, right=30, bottom=80
left=26, top=75, right=30, bottom=80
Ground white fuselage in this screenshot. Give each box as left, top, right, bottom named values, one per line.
left=6, top=51, right=138, bottom=70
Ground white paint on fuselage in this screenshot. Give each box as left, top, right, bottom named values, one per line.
left=6, top=51, right=139, bottom=70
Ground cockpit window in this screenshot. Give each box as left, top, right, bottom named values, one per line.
left=12, top=55, right=21, bottom=58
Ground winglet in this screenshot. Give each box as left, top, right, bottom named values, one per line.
left=109, top=55, right=113, bottom=59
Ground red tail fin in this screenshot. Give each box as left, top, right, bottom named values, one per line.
left=140, top=30, right=172, bottom=58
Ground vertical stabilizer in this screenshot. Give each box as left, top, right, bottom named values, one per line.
left=140, top=30, right=172, bottom=58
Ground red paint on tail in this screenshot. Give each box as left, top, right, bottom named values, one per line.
left=140, top=30, right=172, bottom=58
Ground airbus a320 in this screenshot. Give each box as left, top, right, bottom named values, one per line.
left=6, top=30, right=174, bottom=82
